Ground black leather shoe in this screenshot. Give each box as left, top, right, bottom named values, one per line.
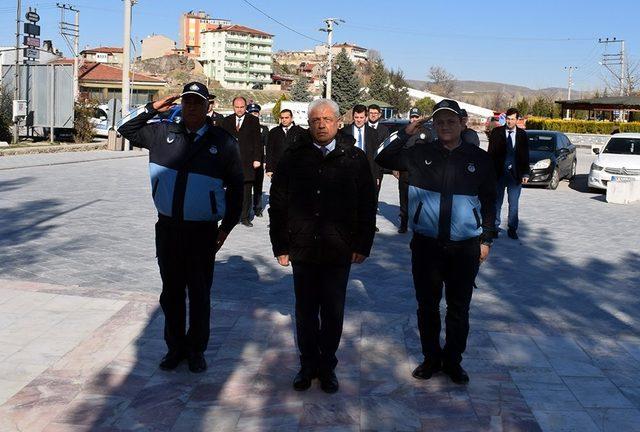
left=442, top=362, right=469, bottom=384
left=188, top=352, right=207, bottom=373
left=412, top=357, right=442, bottom=380
left=319, top=369, right=339, bottom=393
left=507, top=229, right=518, bottom=240
left=375, top=226, right=380, bottom=232
left=241, top=220, right=253, bottom=227
left=254, top=209, right=263, bottom=217
left=293, top=367, right=316, bottom=391
left=159, top=351, right=185, bottom=370
left=398, top=226, right=407, bottom=234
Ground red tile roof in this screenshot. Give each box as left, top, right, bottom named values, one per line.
left=80, top=62, right=165, bottom=83
left=81, top=47, right=123, bottom=54
left=203, top=24, right=273, bottom=37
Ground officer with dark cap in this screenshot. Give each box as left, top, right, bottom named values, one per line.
left=460, top=109, right=480, bottom=146
left=118, top=82, right=244, bottom=374
left=247, top=102, right=269, bottom=217
left=376, top=99, right=496, bottom=385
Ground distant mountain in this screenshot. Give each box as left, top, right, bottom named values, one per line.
left=407, top=79, right=586, bottom=101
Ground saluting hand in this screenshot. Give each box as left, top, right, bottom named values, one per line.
left=405, top=116, right=431, bottom=136
left=152, top=94, right=180, bottom=113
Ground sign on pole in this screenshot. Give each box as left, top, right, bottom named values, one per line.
left=24, top=36, right=40, bottom=47
left=26, top=10, right=40, bottom=23
left=23, top=23, right=40, bottom=36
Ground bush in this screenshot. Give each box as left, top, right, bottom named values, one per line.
left=74, top=99, right=97, bottom=143
left=0, top=85, right=12, bottom=143
left=524, top=117, right=640, bottom=134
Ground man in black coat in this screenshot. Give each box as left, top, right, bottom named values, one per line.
left=368, top=104, right=390, bottom=202
left=265, top=109, right=305, bottom=177
left=247, top=103, right=268, bottom=217
left=117, top=82, right=244, bottom=374
left=222, top=96, right=262, bottom=227
left=487, top=107, right=529, bottom=240
left=269, top=99, right=377, bottom=394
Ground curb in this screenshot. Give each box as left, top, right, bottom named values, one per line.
left=0, top=142, right=108, bottom=156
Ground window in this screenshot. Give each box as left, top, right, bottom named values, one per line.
left=603, top=138, right=640, bottom=155
left=527, top=134, right=556, bottom=152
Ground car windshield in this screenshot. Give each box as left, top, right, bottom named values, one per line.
left=603, top=138, right=640, bottom=155
left=527, top=134, right=556, bottom=152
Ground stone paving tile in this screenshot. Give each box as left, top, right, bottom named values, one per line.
left=562, top=377, right=634, bottom=409
left=489, top=332, right=550, bottom=367
left=532, top=410, right=600, bottom=432
left=586, top=407, right=640, bottom=432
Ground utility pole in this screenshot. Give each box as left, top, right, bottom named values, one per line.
left=598, top=37, right=626, bottom=96
left=319, top=18, right=344, bottom=100
left=564, top=66, right=577, bottom=119
left=57, top=3, right=79, bottom=100
left=13, top=0, right=21, bottom=144
left=122, top=0, right=134, bottom=151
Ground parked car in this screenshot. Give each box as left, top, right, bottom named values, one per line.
left=484, top=114, right=503, bottom=137
left=525, top=130, right=577, bottom=190
left=90, top=104, right=109, bottom=137
left=588, top=133, right=640, bottom=191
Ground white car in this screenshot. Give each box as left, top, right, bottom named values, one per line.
left=588, top=133, right=640, bottom=191
left=90, top=104, right=110, bottom=137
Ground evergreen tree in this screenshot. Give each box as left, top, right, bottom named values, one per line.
left=385, top=69, right=411, bottom=114
left=414, top=97, right=436, bottom=116
left=290, top=76, right=311, bottom=102
left=332, top=48, right=361, bottom=114
left=367, top=59, right=388, bottom=101
left=516, top=97, right=530, bottom=116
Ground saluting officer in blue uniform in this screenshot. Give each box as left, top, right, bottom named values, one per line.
left=376, top=99, right=497, bottom=384
left=118, top=82, right=244, bottom=373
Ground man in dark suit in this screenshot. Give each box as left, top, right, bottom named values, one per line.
left=487, top=107, right=529, bottom=240
left=247, top=103, right=268, bottom=217
left=265, top=109, right=305, bottom=177
left=269, top=99, right=376, bottom=394
left=342, top=104, right=381, bottom=231
left=368, top=104, right=390, bottom=202
left=222, top=96, right=262, bottom=227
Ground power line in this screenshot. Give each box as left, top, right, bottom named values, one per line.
left=341, top=22, right=595, bottom=42
left=239, top=0, right=324, bottom=44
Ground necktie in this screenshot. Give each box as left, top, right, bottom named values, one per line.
left=236, top=117, right=242, bottom=131
left=357, top=127, right=363, bottom=151
left=507, top=130, right=514, bottom=148
left=283, top=126, right=288, bottom=135
left=321, top=146, right=329, bottom=157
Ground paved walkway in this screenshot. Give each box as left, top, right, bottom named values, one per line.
left=0, top=149, right=639, bottom=431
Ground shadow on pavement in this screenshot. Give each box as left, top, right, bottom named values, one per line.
left=55, top=216, right=639, bottom=430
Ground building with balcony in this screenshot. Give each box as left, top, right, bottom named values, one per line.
left=199, top=24, right=273, bottom=90
left=179, top=10, right=230, bottom=57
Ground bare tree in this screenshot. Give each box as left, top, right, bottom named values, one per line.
left=427, top=65, right=455, bottom=97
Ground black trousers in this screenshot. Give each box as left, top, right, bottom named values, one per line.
left=292, top=262, right=351, bottom=371
left=252, top=166, right=264, bottom=212
left=410, top=234, right=480, bottom=365
left=398, top=171, right=409, bottom=228
left=156, top=216, right=217, bottom=354
left=241, top=182, right=253, bottom=221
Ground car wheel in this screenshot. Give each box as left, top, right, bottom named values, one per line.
left=569, top=160, right=577, bottom=180
left=547, top=168, right=560, bottom=190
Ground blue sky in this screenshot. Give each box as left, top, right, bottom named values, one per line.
left=1, top=0, right=638, bottom=92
